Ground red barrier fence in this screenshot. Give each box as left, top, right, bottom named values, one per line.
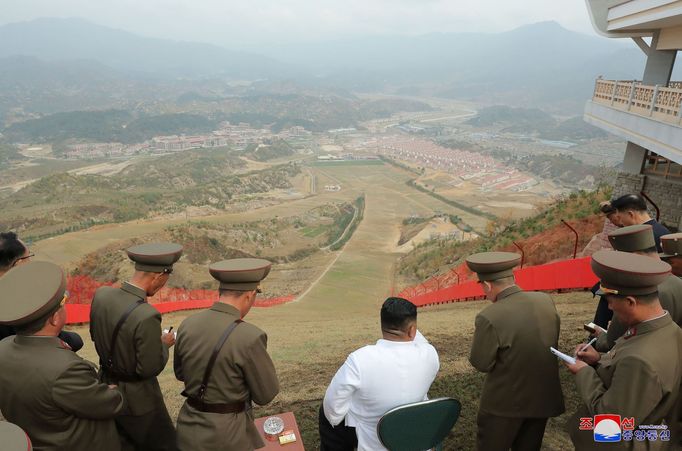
left=407, top=257, right=598, bottom=307
left=65, top=295, right=296, bottom=324
left=64, top=257, right=598, bottom=322
left=66, top=276, right=220, bottom=305
left=63, top=275, right=296, bottom=324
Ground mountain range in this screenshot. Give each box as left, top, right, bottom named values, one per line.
left=0, top=18, right=288, bottom=79
left=0, top=17, right=672, bottom=117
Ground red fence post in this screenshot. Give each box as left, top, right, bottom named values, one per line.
left=513, top=242, right=525, bottom=268
left=560, top=219, right=579, bottom=259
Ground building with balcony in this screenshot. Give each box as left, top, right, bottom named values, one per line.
left=585, top=0, right=682, bottom=229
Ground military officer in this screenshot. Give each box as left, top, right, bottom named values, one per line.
left=566, top=250, right=682, bottom=449
left=90, top=242, right=182, bottom=451
left=660, top=233, right=682, bottom=278
left=660, top=233, right=682, bottom=451
left=0, top=231, right=84, bottom=351
left=0, top=261, right=123, bottom=451
left=466, top=252, right=565, bottom=451
left=588, top=202, right=623, bottom=332
left=594, top=225, right=682, bottom=352
left=174, top=258, right=280, bottom=451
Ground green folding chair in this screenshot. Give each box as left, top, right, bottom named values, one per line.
left=377, top=397, right=461, bottom=451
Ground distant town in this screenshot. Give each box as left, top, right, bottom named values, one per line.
left=52, top=123, right=311, bottom=159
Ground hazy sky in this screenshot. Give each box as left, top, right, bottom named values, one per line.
left=1, top=0, right=596, bottom=50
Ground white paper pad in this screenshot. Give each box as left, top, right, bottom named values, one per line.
left=550, top=347, right=576, bottom=365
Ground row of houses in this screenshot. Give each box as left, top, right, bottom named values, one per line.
left=375, top=136, right=537, bottom=192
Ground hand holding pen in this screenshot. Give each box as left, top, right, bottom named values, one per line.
left=574, top=337, right=600, bottom=366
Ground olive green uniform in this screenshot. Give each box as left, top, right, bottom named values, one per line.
left=597, top=225, right=682, bottom=352
left=90, top=282, right=175, bottom=451
left=470, top=286, right=565, bottom=450
left=0, top=335, right=123, bottom=451
left=569, top=313, right=682, bottom=450
left=174, top=302, right=279, bottom=451
left=595, top=270, right=682, bottom=352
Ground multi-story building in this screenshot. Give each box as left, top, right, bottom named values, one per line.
left=585, top=0, right=682, bottom=229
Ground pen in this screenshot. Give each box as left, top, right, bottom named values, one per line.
left=578, top=337, right=597, bottom=354
left=167, top=326, right=173, bottom=333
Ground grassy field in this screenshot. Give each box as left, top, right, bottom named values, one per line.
left=301, top=225, right=328, bottom=238
left=41, top=163, right=592, bottom=449
left=0, top=158, right=103, bottom=187
left=33, top=163, right=487, bottom=269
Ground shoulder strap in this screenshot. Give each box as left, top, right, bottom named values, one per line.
left=102, top=300, right=144, bottom=370
left=197, top=319, right=243, bottom=400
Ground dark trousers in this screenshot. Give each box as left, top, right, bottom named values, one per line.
left=319, top=405, right=358, bottom=451
left=116, top=409, right=177, bottom=451
left=592, top=295, right=613, bottom=330
left=477, top=412, right=548, bottom=451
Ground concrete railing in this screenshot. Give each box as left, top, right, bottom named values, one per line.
left=592, top=78, right=682, bottom=126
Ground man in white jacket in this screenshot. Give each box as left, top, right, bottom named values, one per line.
left=320, top=297, right=440, bottom=451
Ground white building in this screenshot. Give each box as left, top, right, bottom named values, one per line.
left=584, top=0, right=682, bottom=229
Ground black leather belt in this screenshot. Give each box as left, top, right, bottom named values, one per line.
left=185, top=396, right=246, bottom=414
left=103, top=369, right=143, bottom=383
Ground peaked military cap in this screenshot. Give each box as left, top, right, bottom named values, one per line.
left=465, top=252, right=521, bottom=281
left=127, top=242, right=183, bottom=273
left=660, top=233, right=682, bottom=259
left=209, top=258, right=272, bottom=291
left=592, top=250, right=670, bottom=296
left=0, top=422, right=32, bottom=451
left=608, top=224, right=655, bottom=252
left=0, top=261, right=66, bottom=326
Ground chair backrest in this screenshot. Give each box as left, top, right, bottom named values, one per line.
left=377, top=397, right=461, bottom=451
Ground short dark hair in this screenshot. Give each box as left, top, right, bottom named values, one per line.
left=218, top=288, right=253, bottom=298
left=611, top=194, right=648, bottom=212
left=636, top=292, right=660, bottom=304
left=608, top=291, right=658, bottom=305
left=0, top=232, right=26, bottom=272
left=381, top=297, right=417, bottom=332
left=14, top=302, right=62, bottom=335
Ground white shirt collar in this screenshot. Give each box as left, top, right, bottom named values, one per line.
left=641, top=311, right=668, bottom=323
